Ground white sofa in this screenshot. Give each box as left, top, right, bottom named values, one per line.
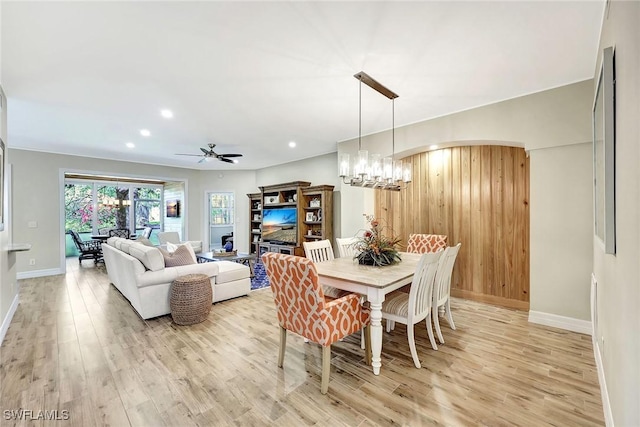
left=102, top=237, right=251, bottom=319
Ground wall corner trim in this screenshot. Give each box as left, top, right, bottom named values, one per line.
left=528, top=310, right=592, bottom=335
left=593, top=339, right=614, bottom=426
left=0, top=294, right=19, bottom=346
left=17, top=267, right=64, bottom=280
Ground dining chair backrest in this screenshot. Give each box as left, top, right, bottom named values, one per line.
left=335, top=237, right=358, bottom=258
left=303, top=240, right=335, bottom=263
left=108, top=228, right=130, bottom=238
left=406, top=251, right=442, bottom=323
left=406, top=234, right=448, bottom=254
left=433, top=243, right=461, bottom=309
left=261, top=252, right=328, bottom=343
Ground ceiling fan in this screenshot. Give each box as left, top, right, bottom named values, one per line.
left=176, top=143, right=243, bottom=164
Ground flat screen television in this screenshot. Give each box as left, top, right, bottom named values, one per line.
left=262, top=207, right=297, bottom=244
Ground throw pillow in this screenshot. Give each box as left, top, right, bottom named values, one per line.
left=165, top=241, right=197, bottom=263
left=159, top=245, right=196, bottom=267
left=166, top=241, right=179, bottom=253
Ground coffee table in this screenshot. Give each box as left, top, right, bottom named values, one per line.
left=196, top=251, right=257, bottom=277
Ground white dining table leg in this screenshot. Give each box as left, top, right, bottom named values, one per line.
left=368, top=290, right=385, bottom=375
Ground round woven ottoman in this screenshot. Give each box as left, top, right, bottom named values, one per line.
left=170, top=274, right=212, bottom=325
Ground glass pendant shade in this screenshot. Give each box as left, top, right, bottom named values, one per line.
left=339, top=153, right=350, bottom=177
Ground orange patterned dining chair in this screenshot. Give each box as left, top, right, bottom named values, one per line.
left=381, top=251, right=442, bottom=368
left=406, top=233, right=448, bottom=254
left=261, top=252, right=371, bottom=394
left=432, top=243, right=462, bottom=344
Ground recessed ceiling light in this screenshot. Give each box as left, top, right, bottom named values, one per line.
left=429, top=144, right=438, bottom=150
left=126, top=142, right=135, bottom=148
left=289, top=141, right=296, bottom=148
left=232, top=159, right=239, bottom=164
left=140, top=129, right=151, bottom=137
left=160, top=109, right=173, bottom=119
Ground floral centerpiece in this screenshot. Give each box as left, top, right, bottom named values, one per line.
left=354, top=214, right=402, bottom=266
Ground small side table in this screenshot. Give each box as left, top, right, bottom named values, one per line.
left=170, top=274, right=212, bottom=325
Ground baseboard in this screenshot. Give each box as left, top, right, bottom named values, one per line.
left=17, top=267, right=64, bottom=280
left=593, top=338, right=614, bottom=426
left=0, top=294, right=19, bottom=346
left=528, top=310, right=592, bottom=335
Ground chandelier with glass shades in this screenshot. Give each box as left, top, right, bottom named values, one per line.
left=339, top=71, right=411, bottom=191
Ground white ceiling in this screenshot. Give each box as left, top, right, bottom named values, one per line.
left=2, top=1, right=604, bottom=171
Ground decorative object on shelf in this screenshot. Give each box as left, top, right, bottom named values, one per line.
left=317, top=209, right=322, bottom=221
left=310, top=198, right=321, bottom=208
left=339, top=71, right=412, bottom=191
left=305, top=212, right=315, bottom=222
left=354, top=214, right=401, bottom=266
left=265, top=195, right=278, bottom=205
left=224, top=240, right=234, bottom=252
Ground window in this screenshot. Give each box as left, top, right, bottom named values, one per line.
left=64, top=178, right=164, bottom=255
left=208, top=192, right=234, bottom=250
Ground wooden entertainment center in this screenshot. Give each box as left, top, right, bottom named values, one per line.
left=247, top=181, right=334, bottom=256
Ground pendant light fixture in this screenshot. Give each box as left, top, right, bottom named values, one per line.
left=339, top=71, right=412, bottom=191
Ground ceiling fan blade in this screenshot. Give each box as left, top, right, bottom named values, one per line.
left=218, top=157, right=234, bottom=163
left=218, top=153, right=242, bottom=158
left=200, top=147, right=210, bottom=155
left=198, top=157, right=207, bottom=164
left=176, top=153, right=205, bottom=157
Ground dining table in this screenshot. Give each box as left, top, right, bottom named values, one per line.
left=314, top=251, right=422, bottom=375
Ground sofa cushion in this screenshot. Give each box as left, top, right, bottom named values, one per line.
left=129, top=244, right=165, bottom=271
left=118, top=239, right=137, bottom=254
left=215, top=261, right=250, bottom=284
left=159, top=245, right=196, bottom=267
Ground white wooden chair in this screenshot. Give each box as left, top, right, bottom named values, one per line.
left=302, top=240, right=348, bottom=299
left=381, top=251, right=442, bottom=368
left=336, top=237, right=358, bottom=258
left=432, top=243, right=462, bottom=344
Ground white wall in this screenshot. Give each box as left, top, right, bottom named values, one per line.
left=529, top=143, right=593, bottom=321
left=255, top=152, right=339, bottom=188
left=592, top=1, right=640, bottom=425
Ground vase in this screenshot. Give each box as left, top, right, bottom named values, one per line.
left=356, top=249, right=400, bottom=266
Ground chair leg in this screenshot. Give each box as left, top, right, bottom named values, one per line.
left=445, top=299, right=456, bottom=330
left=278, top=327, right=287, bottom=368
left=386, top=319, right=395, bottom=332
left=360, top=329, right=365, bottom=350
left=321, top=345, right=331, bottom=394
left=364, top=326, right=372, bottom=366
left=407, top=324, right=421, bottom=369
left=426, top=312, right=439, bottom=351
left=433, top=305, right=445, bottom=344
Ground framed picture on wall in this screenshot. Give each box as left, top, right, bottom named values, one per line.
left=166, top=199, right=181, bottom=218
left=593, top=46, right=616, bottom=254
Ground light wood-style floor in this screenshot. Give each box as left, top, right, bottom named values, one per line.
left=0, top=260, right=604, bottom=426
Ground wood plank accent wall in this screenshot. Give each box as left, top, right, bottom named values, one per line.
left=375, top=146, right=530, bottom=310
